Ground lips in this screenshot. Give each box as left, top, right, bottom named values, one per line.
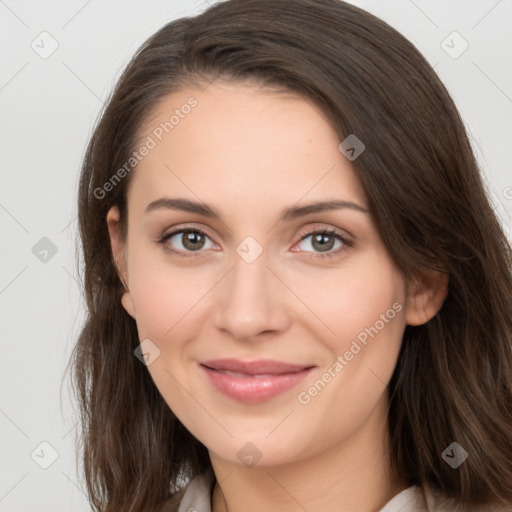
left=201, top=358, right=313, bottom=375
left=200, top=358, right=315, bottom=403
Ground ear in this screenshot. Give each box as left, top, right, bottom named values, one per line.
left=404, top=269, right=448, bottom=326
left=106, top=206, right=136, bottom=319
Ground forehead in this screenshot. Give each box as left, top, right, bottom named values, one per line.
left=129, top=82, right=368, bottom=215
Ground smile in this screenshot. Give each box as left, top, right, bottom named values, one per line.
left=199, top=359, right=316, bottom=404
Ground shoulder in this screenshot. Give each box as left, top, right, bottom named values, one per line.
left=159, top=475, right=512, bottom=512
left=379, top=485, right=512, bottom=512
left=378, top=485, right=428, bottom=512
left=156, top=471, right=214, bottom=512
left=424, top=486, right=512, bottom=512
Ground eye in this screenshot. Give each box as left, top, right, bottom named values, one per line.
left=158, top=228, right=217, bottom=258
left=293, top=228, right=352, bottom=259
left=156, top=225, right=352, bottom=260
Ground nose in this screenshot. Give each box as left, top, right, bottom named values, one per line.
left=212, top=248, right=291, bottom=342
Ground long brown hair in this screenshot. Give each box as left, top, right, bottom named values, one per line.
left=68, top=1, right=512, bottom=510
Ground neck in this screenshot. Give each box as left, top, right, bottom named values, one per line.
left=210, top=394, right=408, bottom=512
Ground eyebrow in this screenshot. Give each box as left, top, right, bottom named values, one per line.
left=145, top=197, right=370, bottom=223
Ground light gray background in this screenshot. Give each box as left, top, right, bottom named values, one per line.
left=0, top=1, right=511, bottom=510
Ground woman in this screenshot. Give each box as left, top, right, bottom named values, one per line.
left=70, top=1, right=512, bottom=511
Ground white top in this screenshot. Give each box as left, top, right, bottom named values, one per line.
left=157, top=471, right=510, bottom=512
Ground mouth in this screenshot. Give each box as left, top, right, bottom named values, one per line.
left=199, top=358, right=316, bottom=404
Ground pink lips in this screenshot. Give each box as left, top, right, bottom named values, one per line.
left=200, top=358, right=315, bottom=404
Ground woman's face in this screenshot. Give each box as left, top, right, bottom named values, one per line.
left=108, top=81, right=426, bottom=468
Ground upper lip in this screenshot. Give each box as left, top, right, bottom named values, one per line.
left=201, top=358, right=314, bottom=375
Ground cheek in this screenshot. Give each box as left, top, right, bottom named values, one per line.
left=296, top=253, right=407, bottom=413
left=126, top=242, right=212, bottom=340
left=291, top=252, right=406, bottom=352
left=126, top=254, right=208, bottom=422
left=292, top=252, right=407, bottom=413
left=129, top=241, right=407, bottom=367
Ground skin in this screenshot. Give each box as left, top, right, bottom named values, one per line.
left=107, top=81, right=447, bottom=512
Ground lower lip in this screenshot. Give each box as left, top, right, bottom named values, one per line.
left=200, top=365, right=314, bottom=404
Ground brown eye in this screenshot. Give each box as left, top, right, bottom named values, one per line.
left=294, top=228, right=352, bottom=260
left=180, top=230, right=206, bottom=251
left=310, top=232, right=336, bottom=252
left=159, top=228, right=216, bottom=257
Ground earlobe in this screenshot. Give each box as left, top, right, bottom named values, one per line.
left=106, top=206, right=136, bottom=319
left=404, top=269, right=449, bottom=326
left=120, top=290, right=136, bottom=319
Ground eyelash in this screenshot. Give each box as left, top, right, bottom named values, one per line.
left=156, top=226, right=353, bottom=260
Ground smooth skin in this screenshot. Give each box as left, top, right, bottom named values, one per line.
left=107, top=81, right=448, bottom=512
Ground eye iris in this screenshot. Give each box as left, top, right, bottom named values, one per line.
left=312, top=233, right=334, bottom=252
left=182, top=230, right=205, bottom=251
